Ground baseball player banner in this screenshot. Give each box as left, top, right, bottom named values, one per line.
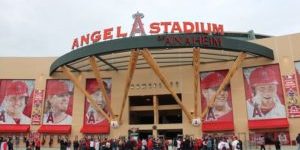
left=282, top=74, right=300, bottom=118
left=200, top=70, right=234, bottom=122
left=243, top=64, right=287, bottom=120
left=31, top=89, right=45, bottom=125
left=0, top=79, right=35, bottom=124
left=84, top=79, right=111, bottom=127
left=43, top=80, right=74, bottom=125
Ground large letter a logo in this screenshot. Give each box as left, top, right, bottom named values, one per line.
left=130, top=11, right=146, bottom=37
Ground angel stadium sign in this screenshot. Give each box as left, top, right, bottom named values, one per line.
left=71, top=12, right=224, bottom=50
left=51, top=12, right=274, bottom=75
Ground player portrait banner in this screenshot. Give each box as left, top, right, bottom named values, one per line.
left=0, top=79, right=35, bottom=125
left=243, top=64, right=286, bottom=120
left=31, top=89, right=45, bottom=125
left=84, top=79, right=111, bottom=126
left=200, top=70, right=234, bottom=123
left=43, top=80, right=74, bottom=125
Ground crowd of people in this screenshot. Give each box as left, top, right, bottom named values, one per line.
left=0, top=136, right=41, bottom=150
left=0, top=135, right=242, bottom=150
left=1, top=133, right=300, bottom=150
left=56, top=135, right=244, bottom=150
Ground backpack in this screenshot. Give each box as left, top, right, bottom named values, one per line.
left=174, top=140, right=177, bottom=147
left=207, top=140, right=212, bottom=147
left=297, top=135, right=300, bottom=144
left=236, top=142, right=241, bottom=149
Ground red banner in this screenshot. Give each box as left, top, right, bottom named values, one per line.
left=84, top=79, right=111, bottom=127
left=282, top=75, right=300, bottom=118
left=31, top=90, right=44, bottom=125
left=43, top=80, right=74, bottom=125
left=0, top=80, right=35, bottom=125
left=200, top=70, right=234, bottom=123
left=243, top=64, right=286, bottom=120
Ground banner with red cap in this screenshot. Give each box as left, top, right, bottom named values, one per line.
left=84, top=79, right=111, bottom=126
left=0, top=79, right=35, bottom=125
left=43, top=80, right=74, bottom=125
left=200, top=70, right=234, bottom=123
left=243, top=64, right=287, bottom=120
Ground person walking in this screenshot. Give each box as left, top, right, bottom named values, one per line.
left=231, top=136, right=241, bottom=150
left=258, top=136, right=265, bottom=150
left=1, top=139, right=8, bottom=150
left=35, top=138, right=41, bottom=150
left=73, top=136, right=80, bottom=150
left=7, top=137, right=13, bottom=150
left=296, top=133, right=300, bottom=150
left=274, top=138, right=280, bottom=150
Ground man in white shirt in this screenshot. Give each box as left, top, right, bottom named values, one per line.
left=231, top=136, right=241, bottom=150
left=176, top=139, right=181, bottom=150
left=90, top=138, right=95, bottom=150
left=218, top=138, right=229, bottom=150
left=95, top=139, right=100, bottom=150
left=142, top=139, right=147, bottom=150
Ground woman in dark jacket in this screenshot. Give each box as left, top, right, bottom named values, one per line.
left=274, top=138, right=281, bottom=150
left=7, top=138, right=13, bottom=150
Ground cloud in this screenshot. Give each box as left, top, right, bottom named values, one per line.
left=0, top=0, right=299, bottom=56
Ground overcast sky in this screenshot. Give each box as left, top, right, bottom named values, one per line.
left=0, top=0, right=299, bottom=57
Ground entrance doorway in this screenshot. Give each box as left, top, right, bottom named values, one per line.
left=158, top=129, right=183, bottom=140
left=138, top=130, right=153, bottom=140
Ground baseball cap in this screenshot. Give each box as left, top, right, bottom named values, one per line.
left=201, top=72, right=225, bottom=89
left=6, top=81, right=29, bottom=96
left=47, top=80, right=70, bottom=96
left=249, top=67, right=278, bottom=87
left=87, top=80, right=108, bottom=94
